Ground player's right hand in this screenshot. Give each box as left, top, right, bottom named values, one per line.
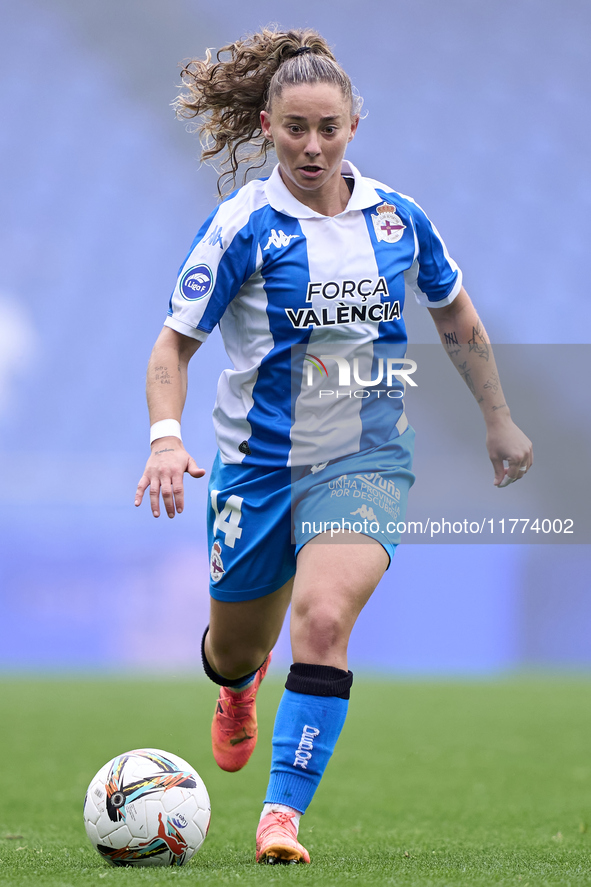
left=134, top=436, right=205, bottom=518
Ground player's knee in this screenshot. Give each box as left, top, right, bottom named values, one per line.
left=209, top=643, right=268, bottom=681
left=292, top=604, right=347, bottom=658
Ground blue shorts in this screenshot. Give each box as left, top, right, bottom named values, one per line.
left=206, top=426, right=415, bottom=601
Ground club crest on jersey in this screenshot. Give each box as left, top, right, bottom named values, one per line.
left=210, top=540, right=225, bottom=582
left=372, top=202, right=406, bottom=244
left=180, top=264, right=213, bottom=301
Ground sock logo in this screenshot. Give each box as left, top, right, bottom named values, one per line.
left=293, top=725, right=320, bottom=769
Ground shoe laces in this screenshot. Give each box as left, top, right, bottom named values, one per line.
left=216, top=685, right=257, bottom=735
left=258, top=811, right=297, bottom=841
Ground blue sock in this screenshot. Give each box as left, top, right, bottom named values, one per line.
left=264, top=664, right=353, bottom=814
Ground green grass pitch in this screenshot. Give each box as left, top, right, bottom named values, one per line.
left=1, top=676, right=590, bottom=886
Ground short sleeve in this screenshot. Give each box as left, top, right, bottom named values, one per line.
left=403, top=200, right=462, bottom=308
left=165, top=190, right=262, bottom=341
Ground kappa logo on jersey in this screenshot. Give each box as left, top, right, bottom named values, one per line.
left=180, top=264, right=213, bottom=301
left=203, top=225, right=223, bottom=249
left=263, top=228, right=300, bottom=250
left=372, top=202, right=406, bottom=243
left=210, top=540, right=225, bottom=582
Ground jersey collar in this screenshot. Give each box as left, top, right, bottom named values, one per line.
left=265, top=160, right=382, bottom=219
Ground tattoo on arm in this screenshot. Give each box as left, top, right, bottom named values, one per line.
left=458, top=361, right=476, bottom=397
left=154, top=365, right=172, bottom=385
left=154, top=448, right=175, bottom=455
left=444, top=330, right=461, bottom=356
left=468, top=322, right=490, bottom=361
left=484, top=372, right=500, bottom=394
left=492, top=403, right=507, bottom=411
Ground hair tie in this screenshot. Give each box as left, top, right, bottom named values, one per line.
left=293, top=46, right=313, bottom=57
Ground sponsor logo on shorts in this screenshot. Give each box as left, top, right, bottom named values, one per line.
left=210, top=540, right=225, bottom=582
left=180, top=264, right=213, bottom=301
left=355, top=472, right=401, bottom=500
left=328, top=474, right=403, bottom=520
left=293, top=724, right=320, bottom=770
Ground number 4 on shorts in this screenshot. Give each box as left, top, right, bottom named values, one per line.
left=210, top=491, right=244, bottom=548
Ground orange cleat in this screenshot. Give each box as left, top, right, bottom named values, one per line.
left=256, top=810, right=310, bottom=864
left=211, top=653, right=272, bottom=772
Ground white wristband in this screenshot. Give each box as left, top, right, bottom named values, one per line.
left=150, top=419, right=182, bottom=445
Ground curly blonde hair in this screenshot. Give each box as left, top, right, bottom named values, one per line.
left=175, top=27, right=362, bottom=196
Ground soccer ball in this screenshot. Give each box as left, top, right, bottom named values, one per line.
left=83, top=748, right=211, bottom=867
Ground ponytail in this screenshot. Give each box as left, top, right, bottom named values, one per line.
left=175, top=27, right=361, bottom=196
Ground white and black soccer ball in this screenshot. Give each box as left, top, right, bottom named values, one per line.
left=83, top=748, right=211, bottom=867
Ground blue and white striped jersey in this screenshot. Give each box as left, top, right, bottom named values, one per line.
left=165, top=161, right=461, bottom=467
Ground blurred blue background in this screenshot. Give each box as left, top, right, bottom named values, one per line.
left=0, top=0, right=590, bottom=673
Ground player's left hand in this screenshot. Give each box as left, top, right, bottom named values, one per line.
left=486, top=415, right=533, bottom=487
left=135, top=437, right=205, bottom=517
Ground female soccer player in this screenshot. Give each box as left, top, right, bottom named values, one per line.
left=135, top=28, right=532, bottom=864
